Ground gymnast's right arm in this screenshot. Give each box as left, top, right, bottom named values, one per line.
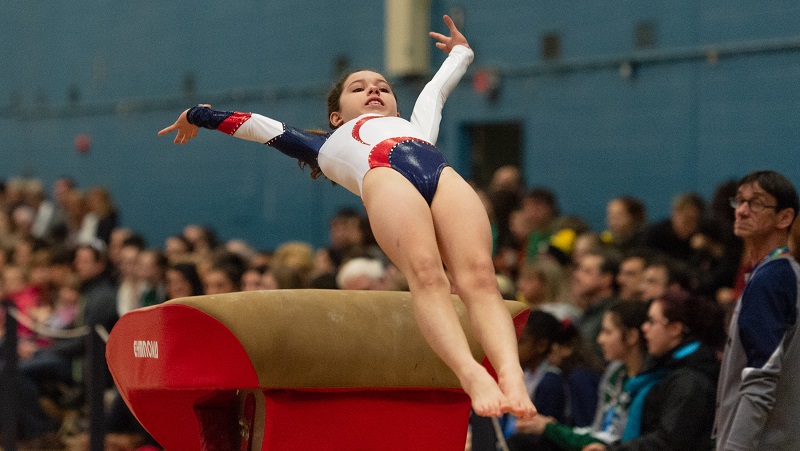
left=158, top=105, right=325, bottom=169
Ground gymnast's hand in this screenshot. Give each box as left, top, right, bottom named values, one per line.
left=429, top=14, right=470, bottom=54
left=158, top=104, right=210, bottom=144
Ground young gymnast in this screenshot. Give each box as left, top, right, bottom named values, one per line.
left=158, top=15, right=536, bottom=419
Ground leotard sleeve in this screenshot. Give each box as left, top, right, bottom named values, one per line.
left=186, top=106, right=325, bottom=168
left=409, top=45, right=474, bottom=144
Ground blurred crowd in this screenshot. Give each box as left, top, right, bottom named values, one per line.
left=1, top=168, right=799, bottom=450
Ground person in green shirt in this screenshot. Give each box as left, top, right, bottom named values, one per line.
left=523, top=187, right=560, bottom=261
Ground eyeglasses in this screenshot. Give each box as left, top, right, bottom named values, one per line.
left=728, top=196, right=778, bottom=213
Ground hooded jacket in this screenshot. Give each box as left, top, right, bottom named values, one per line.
left=611, top=341, right=719, bottom=451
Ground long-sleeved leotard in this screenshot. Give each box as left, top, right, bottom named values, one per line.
left=186, top=45, right=473, bottom=205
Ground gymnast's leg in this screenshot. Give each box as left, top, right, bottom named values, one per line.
left=361, top=167, right=508, bottom=417
left=431, top=168, right=536, bottom=418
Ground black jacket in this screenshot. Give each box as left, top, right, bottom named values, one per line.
left=612, top=341, right=719, bottom=451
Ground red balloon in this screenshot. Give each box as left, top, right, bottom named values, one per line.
left=75, top=134, right=91, bottom=154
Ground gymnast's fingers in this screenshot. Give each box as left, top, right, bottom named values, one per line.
left=429, top=31, right=448, bottom=43
left=442, top=14, right=457, bottom=33
left=157, top=123, right=177, bottom=136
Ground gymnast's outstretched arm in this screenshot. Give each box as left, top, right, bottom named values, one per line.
left=158, top=105, right=325, bottom=168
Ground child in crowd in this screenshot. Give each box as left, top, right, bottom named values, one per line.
left=548, top=319, right=604, bottom=428
left=1, top=265, right=43, bottom=344
left=33, top=274, right=80, bottom=332
left=504, top=310, right=569, bottom=449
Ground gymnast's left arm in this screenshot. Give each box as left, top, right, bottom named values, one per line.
left=410, top=15, right=474, bottom=144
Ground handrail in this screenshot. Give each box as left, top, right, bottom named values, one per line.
left=2, top=300, right=112, bottom=450
left=6, top=306, right=91, bottom=340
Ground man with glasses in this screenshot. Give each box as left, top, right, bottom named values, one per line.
left=715, top=170, right=800, bottom=451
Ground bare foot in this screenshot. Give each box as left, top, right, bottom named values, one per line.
left=498, top=371, right=537, bottom=418
left=460, top=367, right=509, bottom=417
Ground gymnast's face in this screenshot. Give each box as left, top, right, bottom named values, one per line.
left=329, top=71, right=399, bottom=127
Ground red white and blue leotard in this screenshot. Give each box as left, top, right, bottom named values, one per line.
left=186, top=45, right=473, bottom=205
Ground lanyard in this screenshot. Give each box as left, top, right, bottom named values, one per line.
left=745, top=246, right=789, bottom=283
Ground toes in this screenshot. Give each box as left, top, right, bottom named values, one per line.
left=505, top=398, right=536, bottom=418
left=473, top=398, right=508, bottom=418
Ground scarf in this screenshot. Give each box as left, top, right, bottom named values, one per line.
left=621, top=341, right=700, bottom=441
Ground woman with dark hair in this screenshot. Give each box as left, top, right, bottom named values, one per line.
left=158, top=16, right=535, bottom=418
left=517, top=301, right=649, bottom=450
left=165, top=262, right=203, bottom=299
left=585, top=288, right=724, bottom=451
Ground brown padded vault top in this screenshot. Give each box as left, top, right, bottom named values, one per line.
left=168, top=289, right=528, bottom=389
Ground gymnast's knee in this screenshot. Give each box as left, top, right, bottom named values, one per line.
left=451, top=257, right=497, bottom=294
left=405, top=255, right=449, bottom=291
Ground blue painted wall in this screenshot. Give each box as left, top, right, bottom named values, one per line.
left=3, top=1, right=800, bottom=248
